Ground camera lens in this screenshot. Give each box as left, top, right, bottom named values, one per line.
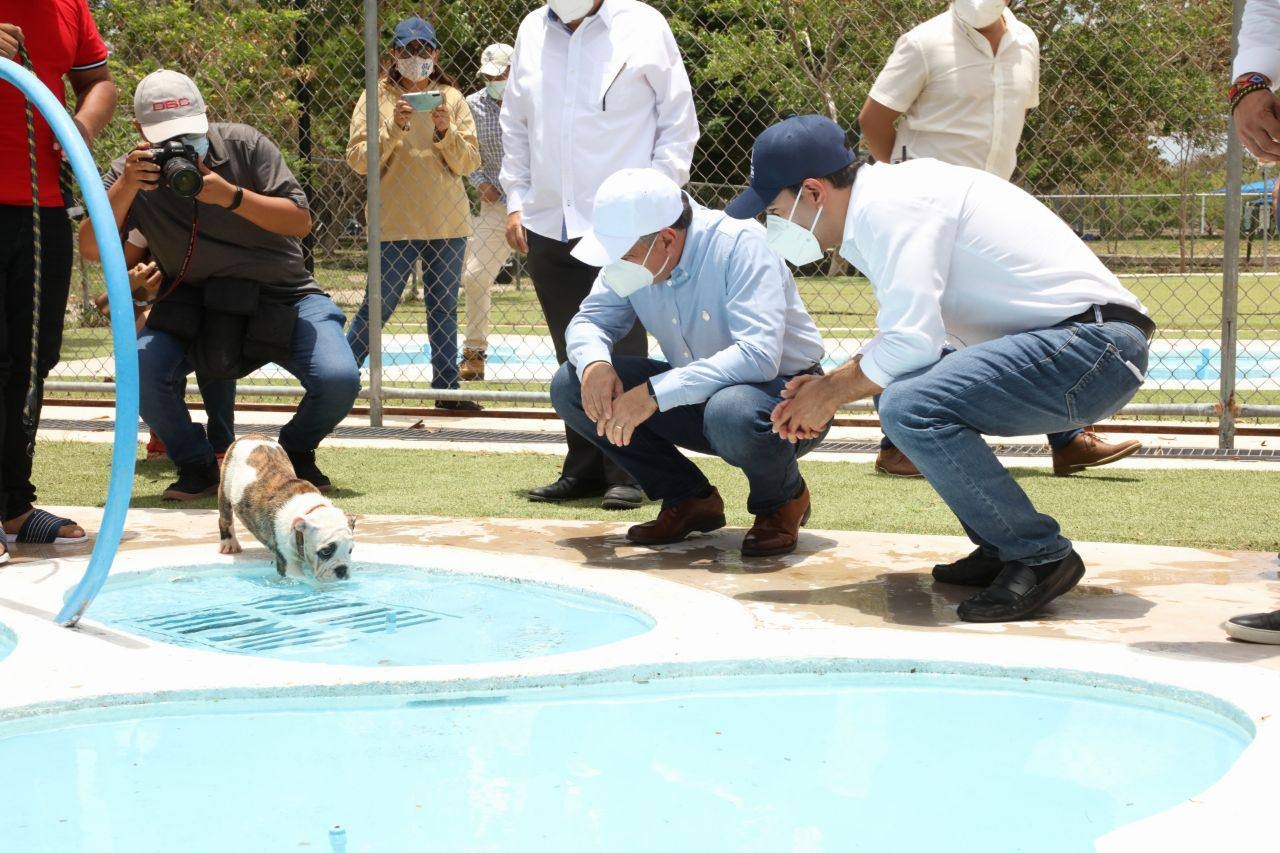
left=163, top=158, right=203, bottom=198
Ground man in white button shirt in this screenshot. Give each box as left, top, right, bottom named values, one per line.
left=500, top=0, right=699, bottom=509
left=858, top=0, right=1140, bottom=478
left=729, top=116, right=1155, bottom=623
left=858, top=0, right=1037, bottom=181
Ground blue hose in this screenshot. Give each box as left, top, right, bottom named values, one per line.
left=0, top=58, right=138, bottom=626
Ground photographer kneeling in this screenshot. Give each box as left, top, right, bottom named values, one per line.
left=80, top=70, right=359, bottom=499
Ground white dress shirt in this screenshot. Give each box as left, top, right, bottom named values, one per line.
left=1234, top=0, right=1280, bottom=83
left=500, top=0, right=699, bottom=241
left=868, top=7, right=1039, bottom=181
left=838, top=160, right=1147, bottom=388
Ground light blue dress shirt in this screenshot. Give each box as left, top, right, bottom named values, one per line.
left=566, top=205, right=826, bottom=411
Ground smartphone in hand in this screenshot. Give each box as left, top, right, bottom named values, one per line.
left=403, top=91, right=444, bottom=111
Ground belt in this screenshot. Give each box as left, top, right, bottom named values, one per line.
left=1062, top=304, right=1156, bottom=341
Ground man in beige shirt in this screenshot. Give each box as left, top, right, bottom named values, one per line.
left=857, top=0, right=1141, bottom=478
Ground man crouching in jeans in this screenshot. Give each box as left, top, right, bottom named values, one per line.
left=80, top=70, right=359, bottom=499
left=551, top=168, right=829, bottom=558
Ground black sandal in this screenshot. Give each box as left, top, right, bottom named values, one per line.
left=957, top=551, right=1085, bottom=623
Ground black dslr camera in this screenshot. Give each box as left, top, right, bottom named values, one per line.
left=149, top=139, right=203, bottom=198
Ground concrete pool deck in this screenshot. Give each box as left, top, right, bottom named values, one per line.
left=5, top=504, right=1279, bottom=670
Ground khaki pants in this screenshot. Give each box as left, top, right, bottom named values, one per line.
left=460, top=200, right=510, bottom=351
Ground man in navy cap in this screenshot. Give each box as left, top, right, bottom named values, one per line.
left=552, top=167, right=827, bottom=557
left=726, top=115, right=1155, bottom=622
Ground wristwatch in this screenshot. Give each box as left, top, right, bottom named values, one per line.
left=645, top=379, right=657, bottom=402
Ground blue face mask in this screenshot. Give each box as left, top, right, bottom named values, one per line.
left=181, top=134, right=210, bottom=159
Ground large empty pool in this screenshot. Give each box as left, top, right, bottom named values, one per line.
left=85, top=564, right=652, bottom=666
left=0, top=668, right=1248, bottom=852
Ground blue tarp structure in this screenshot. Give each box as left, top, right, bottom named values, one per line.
left=1214, top=177, right=1275, bottom=195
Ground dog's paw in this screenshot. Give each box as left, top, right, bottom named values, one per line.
left=219, top=538, right=243, bottom=555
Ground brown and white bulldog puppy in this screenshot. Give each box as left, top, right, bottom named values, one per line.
left=217, top=435, right=355, bottom=581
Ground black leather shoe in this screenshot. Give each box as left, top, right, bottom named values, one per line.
left=957, top=550, right=1085, bottom=623
left=1223, top=610, right=1280, bottom=644
left=933, top=548, right=1004, bottom=586
left=286, top=449, right=333, bottom=493
left=601, top=484, right=644, bottom=510
left=162, top=461, right=220, bottom=501
left=527, top=476, right=607, bottom=503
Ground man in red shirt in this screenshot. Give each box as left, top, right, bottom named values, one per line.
left=0, top=3, right=117, bottom=560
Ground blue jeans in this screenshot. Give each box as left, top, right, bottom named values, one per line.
left=879, top=427, right=1082, bottom=452
left=552, top=357, right=828, bottom=515
left=139, top=293, right=360, bottom=467
left=877, top=320, right=1149, bottom=565
left=347, top=238, right=466, bottom=390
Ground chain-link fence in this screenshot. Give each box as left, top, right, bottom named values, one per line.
left=55, top=0, right=1275, bottom=443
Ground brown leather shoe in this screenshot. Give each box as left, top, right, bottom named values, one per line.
left=459, top=347, right=486, bottom=381
left=874, top=446, right=923, bottom=478
left=742, top=481, right=812, bottom=558
left=1052, top=430, right=1141, bottom=476
left=626, top=488, right=726, bottom=546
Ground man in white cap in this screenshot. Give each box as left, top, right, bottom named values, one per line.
left=551, top=168, right=827, bottom=558
left=80, top=70, right=359, bottom=500
left=857, top=0, right=1141, bottom=478
left=458, top=42, right=515, bottom=382
left=728, top=115, right=1155, bottom=621
left=501, top=0, right=699, bottom=510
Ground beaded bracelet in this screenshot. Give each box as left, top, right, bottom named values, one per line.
left=1229, top=73, right=1272, bottom=112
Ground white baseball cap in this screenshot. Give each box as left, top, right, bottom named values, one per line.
left=479, top=43, right=514, bottom=76
left=134, top=70, right=209, bottom=142
left=572, top=168, right=685, bottom=267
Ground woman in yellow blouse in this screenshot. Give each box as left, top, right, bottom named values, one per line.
left=346, top=17, right=481, bottom=409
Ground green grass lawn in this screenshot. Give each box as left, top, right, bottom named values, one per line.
left=34, top=441, right=1280, bottom=553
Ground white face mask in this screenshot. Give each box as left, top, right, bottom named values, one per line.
left=486, top=80, right=507, bottom=100
left=548, top=0, right=595, bottom=23
left=602, top=237, right=669, bottom=298
left=954, top=0, right=1006, bottom=29
left=396, top=56, right=433, bottom=82
left=766, top=195, right=825, bottom=267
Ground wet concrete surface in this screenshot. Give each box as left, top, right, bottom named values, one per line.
left=11, top=505, right=1280, bottom=670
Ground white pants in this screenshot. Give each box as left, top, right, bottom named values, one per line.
left=460, top=200, right=511, bottom=350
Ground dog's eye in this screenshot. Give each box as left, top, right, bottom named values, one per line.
left=318, top=544, right=336, bottom=559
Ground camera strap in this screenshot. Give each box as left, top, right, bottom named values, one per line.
left=146, top=201, right=199, bottom=306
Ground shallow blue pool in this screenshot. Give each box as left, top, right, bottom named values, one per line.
left=86, top=564, right=652, bottom=666
left=371, top=341, right=1280, bottom=383
left=0, top=668, right=1248, bottom=852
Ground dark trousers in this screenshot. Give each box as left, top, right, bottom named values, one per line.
left=0, top=206, right=73, bottom=520
left=526, top=229, right=644, bottom=486
left=552, top=357, right=828, bottom=515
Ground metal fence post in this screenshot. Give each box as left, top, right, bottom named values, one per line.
left=1220, top=0, right=1246, bottom=450
left=364, top=0, right=383, bottom=427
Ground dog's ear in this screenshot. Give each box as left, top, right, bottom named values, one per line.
left=292, top=516, right=309, bottom=534
left=346, top=514, right=357, bottom=532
